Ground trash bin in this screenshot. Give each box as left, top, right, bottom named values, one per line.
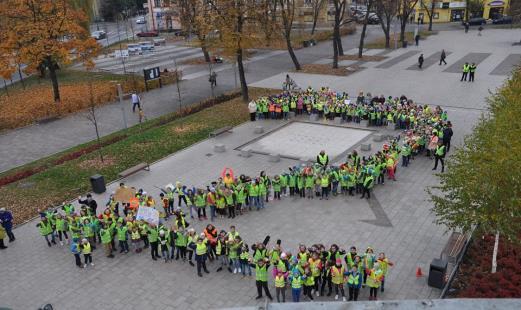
left=428, top=258, right=448, bottom=289
left=90, top=174, right=106, bottom=194
left=402, top=40, right=408, bottom=48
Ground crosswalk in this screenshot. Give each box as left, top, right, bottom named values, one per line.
left=313, top=48, right=520, bottom=77
left=89, top=45, right=204, bottom=75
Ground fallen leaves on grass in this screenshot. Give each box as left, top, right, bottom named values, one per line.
left=338, top=54, right=387, bottom=62
left=77, top=156, right=116, bottom=170
left=294, top=64, right=361, bottom=76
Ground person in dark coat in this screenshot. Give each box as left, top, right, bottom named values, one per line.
left=442, top=122, right=454, bottom=153
left=418, top=54, right=424, bottom=69
left=439, top=49, right=447, bottom=65
left=0, top=208, right=15, bottom=242
left=79, top=194, right=98, bottom=216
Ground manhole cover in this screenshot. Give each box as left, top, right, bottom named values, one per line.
left=205, top=153, right=213, bottom=157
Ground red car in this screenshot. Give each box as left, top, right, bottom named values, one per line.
left=137, top=31, right=159, bottom=37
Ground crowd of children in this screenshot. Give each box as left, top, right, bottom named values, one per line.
left=36, top=202, right=393, bottom=302
left=33, top=86, right=453, bottom=303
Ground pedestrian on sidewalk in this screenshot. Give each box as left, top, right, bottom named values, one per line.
left=209, top=72, right=217, bottom=88
left=70, top=238, right=83, bottom=268
left=248, top=100, right=257, bottom=121
left=478, top=26, right=483, bottom=36
left=464, top=22, right=469, bottom=33
left=415, top=34, right=420, bottom=46
left=439, top=49, right=447, bottom=65
left=469, top=63, right=477, bottom=82
left=461, top=62, right=469, bottom=81
left=418, top=54, right=424, bottom=69
left=131, top=92, right=141, bottom=113
left=0, top=208, right=15, bottom=242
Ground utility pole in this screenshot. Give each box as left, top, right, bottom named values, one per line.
left=174, top=58, right=182, bottom=110
left=117, top=16, right=127, bottom=74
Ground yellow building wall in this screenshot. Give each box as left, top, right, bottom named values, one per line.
left=482, top=0, right=510, bottom=19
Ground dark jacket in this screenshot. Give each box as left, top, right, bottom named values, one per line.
left=79, top=198, right=98, bottom=215
left=443, top=127, right=453, bottom=143
left=0, top=211, right=13, bottom=230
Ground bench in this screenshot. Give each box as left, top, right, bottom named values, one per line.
left=441, top=232, right=466, bottom=264
left=118, top=162, right=150, bottom=178
left=209, top=126, right=233, bottom=138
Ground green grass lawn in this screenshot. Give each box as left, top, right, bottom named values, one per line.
left=0, top=88, right=276, bottom=225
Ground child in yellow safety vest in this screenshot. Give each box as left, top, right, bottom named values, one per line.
left=330, top=258, right=347, bottom=301
left=346, top=265, right=363, bottom=301
left=81, top=238, right=94, bottom=268
left=274, top=269, right=287, bottom=303
left=367, top=262, right=384, bottom=300
left=377, top=252, right=394, bottom=293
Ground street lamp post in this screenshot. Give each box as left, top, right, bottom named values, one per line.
left=116, top=16, right=127, bottom=74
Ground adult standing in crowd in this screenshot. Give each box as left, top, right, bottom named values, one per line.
left=248, top=100, right=257, bottom=121
left=79, top=194, right=98, bottom=216
left=442, top=121, right=453, bottom=153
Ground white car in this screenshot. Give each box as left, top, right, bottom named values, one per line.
left=136, top=17, right=147, bottom=24
left=127, top=43, right=142, bottom=55
left=139, top=41, right=155, bottom=51
left=91, top=30, right=106, bottom=40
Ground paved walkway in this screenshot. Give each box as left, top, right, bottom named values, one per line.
left=1, top=27, right=519, bottom=310
left=0, top=26, right=382, bottom=173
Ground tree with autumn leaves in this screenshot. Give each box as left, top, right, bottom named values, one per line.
left=0, top=0, right=100, bottom=102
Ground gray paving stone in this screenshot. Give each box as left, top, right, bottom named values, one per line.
left=407, top=51, right=452, bottom=70
left=490, top=54, right=521, bottom=76
left=375, top=50, right=420, bottom=69
left=443, top=52, right=491, bottom=73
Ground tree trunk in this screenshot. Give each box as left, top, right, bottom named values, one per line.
left=385, top=18, right=391, bottom=49
left=333, top=29, right=339, bottom=69
left=92, top=107, right=104, bottom=163
left=337, top=36, right=344, bottom=56
left=400, top=21, right=407, bottom=45
left=359, top=10, right=371, bottom=58
left=201, top=45, right=211, bottom=63
left=47, top=59, right=60, bottom=102
left=237, top=49, right=249, bottom=102
left=311, top=16, right=318, bottom=35
left=285, top=33, right=301, bottom=70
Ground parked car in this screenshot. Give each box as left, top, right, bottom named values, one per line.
left=91, top=30, right=106, bottom=40
left=136, top=31, right=159, bottom=37
left=127, top=43, right=142, bottom=55
left=136, top=17, right=147, bottom=24
left=465, top=17, right=487, bottom=26
left=492, top=16, right=513, bottom=24
left=139, top=41, right=155, bottom=51
left=368, top=13, right=380, bottom=24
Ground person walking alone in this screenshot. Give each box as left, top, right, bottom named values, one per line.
left=418, top=54, right=424, bottom=69
left=0, top=208, right=15, bottom=242
left=131, top=92, right=141, bottom=113
left=469, top=63, right=477, bottom=82
left=439, top=49, right=447, bottom=65
left=460, top=62, right=469, bottom=81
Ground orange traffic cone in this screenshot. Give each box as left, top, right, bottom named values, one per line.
left=416, top=267, right=423, bottom=277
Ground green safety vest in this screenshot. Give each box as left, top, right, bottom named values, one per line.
left=348, top=272, right=360, bottom=285
left=463, top=64, right=470, bottom=73
left=82, top=224, right=94, bottom=237
left=435, top=145, right=445, bottom=156
left=196, top=242, right=207, bottom=255
left=256, top=264, right=268, bottom=282
left=291, top=275, right=302, bottom=288
left=321, top=176, right=329, bottom=187
left=55, top=218, right=66, bottom=232
left=116, top=226, right=128, bottom=241
left=318, top=154, right=328, bottom=165
left=38, top=221, right=53, bottom=236
left=175, top=232, right=188, bottom=247
left=83, top=242, right=92, bottom=254
left=148, top=227, right=159, bottom=243
left=195, top=194, right=206, bottom=207
left=470, top=65, right=476, bottom=72
left=275, top=275, right=285, bottom=288
left=100, top=228, right=112, bottom=244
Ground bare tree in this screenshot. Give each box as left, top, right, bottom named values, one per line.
left=279, top=0, right=301, bottom=70
left=375, top=0, right=397, bottom=49
left=358, top=0, right=375, bottom=58
left=398, top=0, right=418, bottom=45
left=332, top=0, right=347, bottom=68
left=310, top=0, right=326, bottom=35
left=179, top=0, right=212, bottom=62
left=421, top=0, right=439, bottom=31
left=84, top=79, right=104, bottom=163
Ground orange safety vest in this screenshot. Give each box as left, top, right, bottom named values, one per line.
left=275, top=105, right=282, bottom=113
left=269, top=104, right=275, bottom=112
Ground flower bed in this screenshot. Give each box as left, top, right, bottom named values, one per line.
left=449, top=234, right=521, bottom=298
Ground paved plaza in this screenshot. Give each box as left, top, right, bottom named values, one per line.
left=1, top=28, right=520, bottom=309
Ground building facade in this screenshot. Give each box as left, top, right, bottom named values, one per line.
left=413, top=0, right=510, bottom=23
left=145, top=0, right=181, bottom=31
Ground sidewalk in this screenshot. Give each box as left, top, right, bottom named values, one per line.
left=0, top=26, right=383, bottom=173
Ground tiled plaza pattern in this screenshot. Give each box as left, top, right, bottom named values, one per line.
left=1, top=28, right=520, bottom=309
